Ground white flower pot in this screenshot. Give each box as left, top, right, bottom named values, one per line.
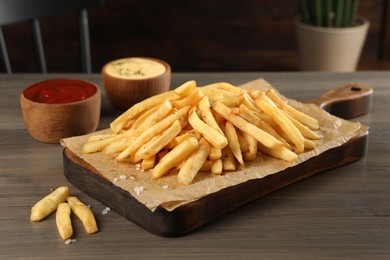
left=295, top=16, right=370, bottom=72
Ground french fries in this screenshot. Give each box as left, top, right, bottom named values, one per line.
left=67, top=196, right=98, bottom=234
left=56, top=203, right=73, bottom=240
left=31, top=186, right=69, bottom=222
left=31, top=186, right=99, bottom=240
left=82, top=80, right=322, bottom=185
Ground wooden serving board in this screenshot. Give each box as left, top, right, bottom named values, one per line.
left=63, top=83, right=372, bottom=237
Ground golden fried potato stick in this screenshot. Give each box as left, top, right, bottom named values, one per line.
left=222, top=147, right=236, bottom=171
left=198, top=96, right=224, bottom=135
left=224, top=121, right=244, bottom=165
left=188, top=109, right=228, bottom=149
left=211, top=159, right=223, bottom=174
left=202, top=82, right=243, bottom=95
left=66, top=196, right=98, bottom=234
left=110, top=90, right=180, bottom=133
left=116, top=106, right=190, bottom=161
left=56, top=203, right=73, bottom=240
left=31, top=186, right=69, bottom=222
left=242, top=131, right=257, bottom=162
left=141, top=154, right=156, bottom=170
left=208, top=146, right=222, bottom=161
left=174, top=80, right=197, bottom=97
left=212, top=101, right=284, bottom=149
left=258, top=143, right=298, bottom=162
left=153, top=136, right=199, bottom=179
left=177, top=138, right=211, bottom=185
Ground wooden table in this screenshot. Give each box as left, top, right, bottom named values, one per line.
left=1, top=72, right=389, bottom=259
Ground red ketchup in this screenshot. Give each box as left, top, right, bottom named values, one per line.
left=23, top=79, right=97, bottom=104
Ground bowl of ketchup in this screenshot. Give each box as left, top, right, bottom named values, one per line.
left=20, top=79, right=101, bottom=143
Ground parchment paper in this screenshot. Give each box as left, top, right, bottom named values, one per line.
left=61, top=79, right=368, bottom=212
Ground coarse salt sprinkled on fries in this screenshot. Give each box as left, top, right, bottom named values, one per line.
left=82, top=80, right=322, bottom=185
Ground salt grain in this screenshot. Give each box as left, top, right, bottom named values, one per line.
left=71, top=239, right=77, bottom=243
left=102, top=207, right=111, bottom=215
left=64, top=239, right=72, bottom=245
left=162, top=184, right=169, bottom=189
left=113, top=178, right=118, bottom=183
left=119, top=175, right=127, bottom=180
left=134, top=186, right=144, bottom=196
left=129, top=176, right=135, bottom=180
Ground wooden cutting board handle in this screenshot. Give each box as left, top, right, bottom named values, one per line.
left=305, top=83, right=373, bottom=119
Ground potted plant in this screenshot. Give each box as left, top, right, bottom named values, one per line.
left=296, top=0, right=370, bottom=71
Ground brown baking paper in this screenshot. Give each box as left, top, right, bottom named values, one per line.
left=61, top=79, right=368, bottom=212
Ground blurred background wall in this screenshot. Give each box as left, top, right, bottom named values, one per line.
left=2, top=0, right=389, bottom=73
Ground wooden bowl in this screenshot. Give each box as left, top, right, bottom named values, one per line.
left=102, top=57, right=171, bottom=111
left=20, top=79, right=101, bottom=143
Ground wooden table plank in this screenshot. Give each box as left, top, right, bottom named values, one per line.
left=0, top=72, right=389, bottom=259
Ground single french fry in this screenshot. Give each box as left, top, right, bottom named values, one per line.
left=66, top=196, right=98, bottom=234
left=198, top=96, right=224, bottom=135
left=174, top=80, right=197, bottom=97
left=31, top=186, right=70, bottom=222
left=202, top=82, right=242, bottom=95
left=152, top=137, right=199, bottom=179
left=212, top=101, right=283, bottom=149
left=141, top=155, right=156, bottom=170
left=135, top=120, right=182, bottom=160
left=211, top=159, right=223, bottom=174
left=242, top=131, right=257, bottom=161
left=258, top=143, right=298, bottom=162
left=222, top=147, right=236, bottom=171
left=224, top=121, right=244, bottom=165
left=255, top=94, right=305, bottom=153
left=304, top=139, right=317, bottom=150
left=237, top=130, right=249, bottom=153
left=177, top=138, right=211, bottom=185
left=116, top=106, right=190, bottom=161
left=188, top=109, right=228, bottom=149
left=56, top=203, right=73, bottom=240
left=110, top=90, right=180, bottom=133
left=209, top=146, right=222, bottom=161
left=87, top=133, right=115, bottom=142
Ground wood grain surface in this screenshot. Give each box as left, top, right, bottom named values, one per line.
left=0, top=72, right=389, bottom=259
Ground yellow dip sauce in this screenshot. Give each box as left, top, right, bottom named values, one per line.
left=105, top=58, right=166, bottom=79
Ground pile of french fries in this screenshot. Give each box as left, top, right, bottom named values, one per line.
left=31, top=186, right=98, bottom=240
left=82, top=81, right=321, bottom=185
